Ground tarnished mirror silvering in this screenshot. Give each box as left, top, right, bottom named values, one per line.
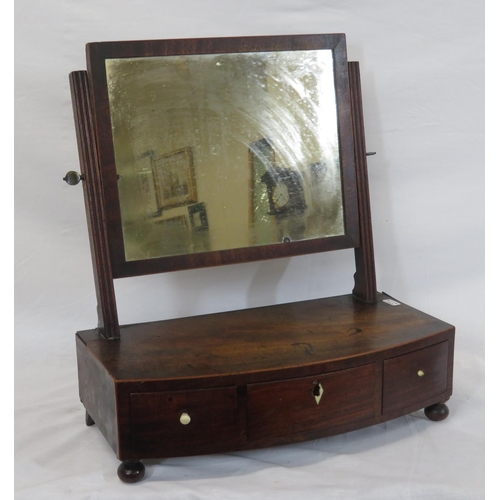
left=106, top=50, right=344, bottom=261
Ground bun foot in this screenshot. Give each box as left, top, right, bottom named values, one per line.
left=117, top=461, right=146, bottom=483
left=424, top=402, right=449, bottom=421
left=85, top=411, right=95, bottom=426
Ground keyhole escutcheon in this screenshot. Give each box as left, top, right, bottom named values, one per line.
left=313, top=382, right=324, bottom=405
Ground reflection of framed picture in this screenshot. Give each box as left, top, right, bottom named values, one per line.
left=153, top=215, right=188, bottom=229
left=137, top=168, right=159, bottom=216
left=188, top=202, right=209, bottom=231
left=152, top=147, right=197, bottom=209
left=248, top=138, right=279, bottom=245
left=249, top=138, right=275, bottom=219
left=309, top=161, right=328, bottom=190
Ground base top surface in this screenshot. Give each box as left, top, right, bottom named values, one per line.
left=76, top=293, right=454, bottom=384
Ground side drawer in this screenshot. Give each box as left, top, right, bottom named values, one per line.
left=129, top=386, right=239, bottom=457
left=247, top=364, right=377, bottom=442
left=383, top=341, right=449, bottom=414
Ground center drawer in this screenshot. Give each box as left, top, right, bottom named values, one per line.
left=246, top=364, right=377, bottom=441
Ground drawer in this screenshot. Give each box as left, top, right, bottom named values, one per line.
left=247, top=364, right=377, bottom=442
left=129, top=386, right=239, bottom=457
left=383, top=341, right=449, bottom=414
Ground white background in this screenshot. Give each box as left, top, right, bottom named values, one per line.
left=14, top=1, right=484, bottom=498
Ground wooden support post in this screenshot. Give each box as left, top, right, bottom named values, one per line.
left=349, top=62, right=377, bottom=303
left=70, top=71, right=120, bottom=339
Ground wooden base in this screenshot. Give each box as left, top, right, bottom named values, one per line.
left=76, top=293, right=454, bottom=482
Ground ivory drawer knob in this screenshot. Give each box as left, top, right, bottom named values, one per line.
left=180, top=412, right=191, bottom=425
left=417, top=370, right=425, bottom=377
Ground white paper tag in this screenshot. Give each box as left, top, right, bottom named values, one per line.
left=383, top=298, right=401, bottom=306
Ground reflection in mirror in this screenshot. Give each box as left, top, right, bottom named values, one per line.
left=106, top=49, right=345, bottom=261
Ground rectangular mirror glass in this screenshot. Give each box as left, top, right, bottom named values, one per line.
left=105, top=49, right=344, bottom=261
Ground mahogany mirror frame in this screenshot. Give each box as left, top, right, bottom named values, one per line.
left=86, top=33, right=360, bottom=278
left=70, top=33, right=376, bottom=339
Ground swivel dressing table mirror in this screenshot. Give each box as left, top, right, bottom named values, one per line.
left=67, top=34, right=454, bottom=483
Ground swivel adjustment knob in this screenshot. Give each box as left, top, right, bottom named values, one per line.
left=63, top=171, right=84, bottom=185
left=180, top=412, right=191, bottom=425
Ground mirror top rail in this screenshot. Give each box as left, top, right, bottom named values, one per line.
left=86, top=33, right=348, bottom=60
